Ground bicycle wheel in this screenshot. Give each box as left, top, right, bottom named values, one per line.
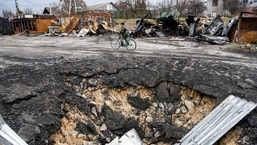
left=111, top=39, right=121, bottom=50
left=126, top=39, right=137, bottom=51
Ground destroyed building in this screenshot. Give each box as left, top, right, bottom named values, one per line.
left=0, top=17, right=14, bottom=35
left=11, top=14, right=56, bottom=35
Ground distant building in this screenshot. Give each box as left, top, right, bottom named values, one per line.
left=206, top=0, right=224, bottom=17
left=87, top=2, right=119, bottom=18
left=206, top=0, right=257, bottom=16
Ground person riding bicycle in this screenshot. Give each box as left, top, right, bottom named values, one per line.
left=119, top=22, right=129, bottom=46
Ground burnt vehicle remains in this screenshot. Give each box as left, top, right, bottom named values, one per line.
left=130, top=14, right=155, bottom=38
left=129, top=11, right=257, bottom=45
left=156, top=12, right=180, bottom=36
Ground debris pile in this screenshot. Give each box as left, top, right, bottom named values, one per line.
left=3, top=9, right=257, bottom=44
left=127, top=11, right=257, bottom=44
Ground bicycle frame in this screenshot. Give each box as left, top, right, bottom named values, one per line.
left=111, top=34, right=137, bottom=51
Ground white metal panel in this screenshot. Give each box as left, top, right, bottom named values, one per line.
left=0, top=115, right=28, bottom=145
left=175, top=95, right=257, bottom=145
left=106, top=128, right=143, bottom=145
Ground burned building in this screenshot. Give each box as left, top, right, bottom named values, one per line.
left=12, top=14, right=56, bottom=35
left=0, top=17, right=14, bottom=35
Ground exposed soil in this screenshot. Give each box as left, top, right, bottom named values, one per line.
left=0, top=35, right=257, bottom=145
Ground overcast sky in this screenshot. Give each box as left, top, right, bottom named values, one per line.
left=0, top=0, right=116, bottom=14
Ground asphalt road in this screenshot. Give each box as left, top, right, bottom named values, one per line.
left=0, top=35, right=256, bottom=69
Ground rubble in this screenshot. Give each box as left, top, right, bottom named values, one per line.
left=196, top=34, right=229, bottom=45
left=126, top=11, right=257, bottom=45
left=130, top=14, right=156, bottom=38
left=77, top=28, right=97, bottom=37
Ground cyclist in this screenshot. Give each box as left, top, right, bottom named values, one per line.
left=119, top=22, right=129, bottom=46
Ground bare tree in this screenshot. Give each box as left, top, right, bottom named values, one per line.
left=59, top=0, right=87, bottom=15
left=223, top=0, right=241, bottom=16
left=154, top=0, right=174, bottom=16
left=23, top=8, right=33, bottom=14
left=175, top=0, right=189, bottom=20
left=145, top=0, right=157, bottom=18
left=136, top=0, right=147, bottom=17
left=2, top=10, right=14, bottom=18
left=116, top=0, right=147, bottom=18
left=116, top=0, right=134, bottom=18
left=188, top=0, right=206, bottom=16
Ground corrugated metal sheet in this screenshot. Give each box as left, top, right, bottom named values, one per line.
left=0, top=115, right=28, bottom=145
left=175, top=95, right=257, bottom=145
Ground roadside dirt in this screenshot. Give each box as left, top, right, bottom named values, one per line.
left=0, top=35, right=256, bottom=145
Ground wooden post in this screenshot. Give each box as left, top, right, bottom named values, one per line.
left=69, top=0, right=72, bottom=16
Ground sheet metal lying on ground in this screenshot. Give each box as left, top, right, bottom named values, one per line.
left=106, top=128, right=142, bottom=145
left=175, top=95, right=257, bottom=145
left=0, top=115, right=28, bottom=145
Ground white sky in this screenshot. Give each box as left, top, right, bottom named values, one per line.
left=0, top=0, right=117, bottom=14
left=0, top=0, right=207, bottom=16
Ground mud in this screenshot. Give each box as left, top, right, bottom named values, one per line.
left=0, top=36, right=257, bottom=145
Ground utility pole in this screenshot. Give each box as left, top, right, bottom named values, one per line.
left=15, top=0, right=22, bottom=15
left=74, top=0, right=77, bottom=13
left=49, top=3, right=52, bottom=15
left=69, top=0, right=72, bottom=16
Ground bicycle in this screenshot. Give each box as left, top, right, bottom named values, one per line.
left=111, top=34, right=137, bottom=51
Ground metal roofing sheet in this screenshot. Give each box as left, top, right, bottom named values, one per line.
left=175, top=95, right=257, bottom=145
left=0, top=115, right=28, bottom=145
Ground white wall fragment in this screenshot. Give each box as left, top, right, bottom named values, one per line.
left=106, top=128, right=143, bottom=145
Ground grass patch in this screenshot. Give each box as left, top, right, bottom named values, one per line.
left=223, top=42, right=257, bottom=56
